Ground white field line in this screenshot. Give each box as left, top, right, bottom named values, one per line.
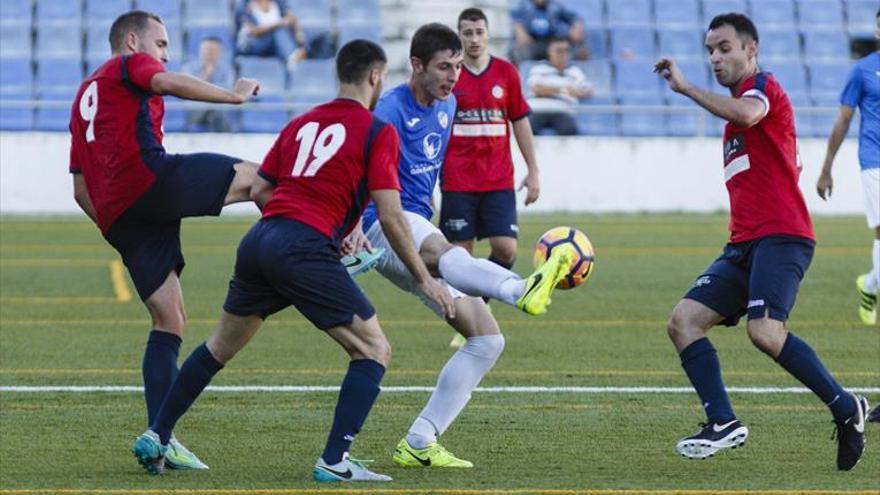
left=1, top=385, right=879, bottom=394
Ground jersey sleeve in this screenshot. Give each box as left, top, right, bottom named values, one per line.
left=124, top=53, right=166, bottom=92
left=507, top=64, right=531, bottom=121
left=840, top=62, right=863, bottom=108
left=366, top=124, right=401, bottom=191
left=372, top=95, right=399, bottom=128
left=258, top=134, right=284, bottom=185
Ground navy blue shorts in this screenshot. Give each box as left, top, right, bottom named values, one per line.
left=439, top=189, right=518, bottom=241
left=684, top=235, right=815, bottom=326
left=105, top=152, right=239, bottom=300
left=223, top=217, right=376, bottom=329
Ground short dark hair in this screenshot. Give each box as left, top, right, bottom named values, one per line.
left=200, top=36, right=223, bottom=45
left=336, top=39, right=387, bottom=84
left=458, top=7, right=488, bottom=29
left=410, top=23, right=462, bottom=66
left=109, top=10, right=163, bottom=52
left=708, top=12, right=759, bottom=44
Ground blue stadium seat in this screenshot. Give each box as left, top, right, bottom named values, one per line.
left=845, top=0, right=879, bottom=37
left=290, top=59, right=337, bottom=96
left=567, top=0, right=604, bottom=28
left=287, top=0, right=332, bottom=30
left=666, top=92, right=701, bottom=136
left=787, top=92, right=815, bottom=137
left=619, top=93, right=667, bottom=136
left=335, top=0, right=381, bottom=25
left=135, top=0, right=182, bottom=23
left=0, top=0, right=33, bottom=25
left=811, top=92, right=858, bottom=138
left=607, top=0, right=653, bottom=26
left=36, top=58, right=83, bottom=91
left=338, top=23, right=382, bottom=45
left=237, top=56, right=286, bottom=94
left=0, top=24, right=32, bottom=57
left=610, top=27, right=656, bottom=60
left=765, top=61, right=808, bottom=97
left=0, top=57, right=33, bottom=95
left=576, top=95, right=619, bottom=136
left=615, top=60, right=663, bottom=96
left=759, top=29, right=802, bottom=61
left=184, top=0, right=233, bottom=26
left=586, top=27, right=608, bottom=59
left=807, top=60, right=850, bottom=96
left=288, top=90, right=334, bottom=117
left=702, top=0, right=749, bottom=23
left=0, top=87, right=34, bottom=131
left=797, top=0, right=845, bottom=30
left=240, top=94, right=289, bottom=132
left=162, top=95, right=187, bottom=132
left=749, top=0, right=796, bottom=28
left=657, top=28, right=704, bottom=60
left=34, top=87, right=77, bottom=131
left=663, top=60, right=709, bottom=96
left=85, top=24, right=111, bottom=60
left=576, top=59, right=613, bottom=97
left=35, top=23, right=82, bottom=60
left=84, top=0, right=132, bottom=26
left=164, top=22, right=185, bottom=63
left=36, top=0, right=83, bottom=25
left=802, top=30, right=850, bottom=62
left=656, top=0, right=702, bottom=27
left=185, top=25, right=234, bottom=61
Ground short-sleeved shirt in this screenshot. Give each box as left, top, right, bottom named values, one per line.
left=443, top=57, right=531, bottom=192
left=362, top=84, right=456, bottom=229
left=526, top=61, right=591, bottom=113
left=259, top=98, right=400, bottom=244
left=68, top=53, right=166, bottom=234
left=510, top=0, right=581, bottom=40
left=722, top=72, right=814, bottom=243
left=841, top=52, right=880, bottom=170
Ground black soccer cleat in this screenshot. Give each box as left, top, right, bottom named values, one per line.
left=676, top=419, right=749, bottom=459
left=868, top=404, right=880, bottom=424
left=834, top=393, right=869, bottom=471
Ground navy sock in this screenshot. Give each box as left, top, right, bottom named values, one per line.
left=321, top=359, right=385, bottom=464
left=680, top=338, right=736, bottom=424
left=152, top=343, right=224, bottom=444
left=775, top=333, right=856, bottom=422
left=142, top=330, right=182, bottom=426
left=488, top=254, right=514, bottom=271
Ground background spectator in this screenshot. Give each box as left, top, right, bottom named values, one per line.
left=181, top=37, right=236, bottom=132
left=511, top=0, right=588, bottom=63
left=235, top=0, right=307, bottom=69
left=526, top=37, right=593, bottom=136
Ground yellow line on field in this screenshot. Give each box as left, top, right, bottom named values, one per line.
left=0, top=489, right=877, bottom=495
left=108, top=260, right=132, bottom=302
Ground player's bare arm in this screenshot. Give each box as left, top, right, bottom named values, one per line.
left=655, top=57, right=765, bottom=128
left=71, top=174, right=98, bottom=223
left=150, top=72, right=260, bottom=104
left=341, top=218, right=372, bottom=256
left=817, top=105, right=856, bottom=200
left=512, top=118, right=540, bottom=205
left=249, top=173, right=275, bottom=210
left=372, top=189, right=456, bottom=319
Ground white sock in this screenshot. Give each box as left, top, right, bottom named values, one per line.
left=405, top=334, right=505, bottom=448
left=438, top=247, right=524, bottom=306
left=866, top=239, right=880, bottom=293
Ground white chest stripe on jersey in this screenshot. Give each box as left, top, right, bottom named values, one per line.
left=724, top=154, right=751, bottom=182
left=452, top=123, right=507, bottom=137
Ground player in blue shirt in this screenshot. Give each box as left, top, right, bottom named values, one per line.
left=359, top=23, right=574, bottom=469
left=816, top=9, right=880, bottom=328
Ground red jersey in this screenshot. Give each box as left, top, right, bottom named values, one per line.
left=443, top=57, right=530, bottom=192
left=68, top=53, right=166, bottom=234
left=259, top=98, right=400, bottom=242
left=723, top=72, right=814, bottom=243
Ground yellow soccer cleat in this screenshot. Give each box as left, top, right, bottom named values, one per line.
left=856, top=274, right=877, bottom=326
left=516, top=245, right=575, bottom=315
left=392, top=438, right=473, bottom=468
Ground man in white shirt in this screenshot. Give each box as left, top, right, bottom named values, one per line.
left=526, top=37, right=592, bottom=135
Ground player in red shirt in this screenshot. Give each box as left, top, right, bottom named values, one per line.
left=131, top=39, right=454, bottom=482
left=69, top=11, right=259, bottom=469
left=654, top=13, right=868, bottom=470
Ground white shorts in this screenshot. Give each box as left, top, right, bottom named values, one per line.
left=862, top=168, right=879, bottom=229
left=365, top=211, right=465, bottom=317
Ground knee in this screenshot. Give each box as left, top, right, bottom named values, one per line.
left=666, top=311, right=686, bottom=341
left=492, top=245, right=517, bottom=266
left=146, top=300, right=187, bottom=334
left=366, top=338, right=392, bottom=367
left=746, top=321, right=784, bottom=356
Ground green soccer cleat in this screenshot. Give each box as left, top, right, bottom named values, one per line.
left=516, top=245, right=575, bottom=315
left=131, top=430, right=167, bottom=475
left=165, top=436, right=209, bottom=470
left=448, top=333, right=466, bottom=348
left=856, top=274, right=877, bottom=326
left=392, top=438, right=473, bottom=468
left=342, top=248, right=386, bottom=277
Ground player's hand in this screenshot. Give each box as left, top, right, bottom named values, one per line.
left=518, top=172, right=540, bottom=206
left=816, top=170, right=833, bottom=200
left=653, top=57, right=688, bottom=93
left=232, top=78, right=260, bottom=103
left=419, top=279, right=456, bottom=320
left=341, top=228, right=372, bottom=256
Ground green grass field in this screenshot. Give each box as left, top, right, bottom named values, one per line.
left=1, top=213, right=878, bottom=495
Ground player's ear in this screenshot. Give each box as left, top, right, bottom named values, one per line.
left=410, top=56, right=423, bottom=74
left=746, top=39, right=758, bottom=59
left=125, top=31, right=139, bottom=53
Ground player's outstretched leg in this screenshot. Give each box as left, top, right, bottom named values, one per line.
left=856, top=274, right=877, bottom=326
left=675, top=420, right=749, bottom=459
left=516, top=245, right=575, bottom=315
left=835, top=393, right=869, bottom=471
left=313, top=453, right=392, bottom=481
left=131, top=430, right=168, bottom=475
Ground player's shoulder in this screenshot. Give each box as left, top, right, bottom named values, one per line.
left=375, top=84, right=409, bottom=120
left=490, top=56, right=519, bottom=75
left=855, top=51, right=879, bottom=70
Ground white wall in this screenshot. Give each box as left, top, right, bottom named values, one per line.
left=0, top=132, right=864, bottom=216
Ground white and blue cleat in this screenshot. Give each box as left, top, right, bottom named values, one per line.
left=342, top=248, right=385, bottom=277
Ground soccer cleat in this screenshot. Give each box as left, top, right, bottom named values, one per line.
left=856, top=274, right=877, bottom=326
left=516, top=245, right=574, bottom=315
left=391, top=438, right=473, bottom=468
left=448, top=333, right=466, bottom=348
left=164, top=436, right=209, bottom=470
left=131, top=430, right=168, bottom=475
left=342, top=248, right=386, bottom=278
left=868, top=404, right=880, bottom=423
left=313, top=453, right=392, bottom=482
left=675, top=419, right=749, bottom=459
left=834, top=393, right=869, bottom=471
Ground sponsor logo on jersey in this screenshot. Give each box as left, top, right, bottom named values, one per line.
left=438, top=111, right=449, bottom=129
left=423, top=132, right=442, bottom=160
left=406, top=117, right=421, bottom=128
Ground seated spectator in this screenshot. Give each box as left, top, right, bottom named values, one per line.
left=526, top=37, right=593, bottom=136
left=236, top=0, right=307, bottom=69
left=182, top=37, right=236, bottom=132
left=511, top=0, right=589, bottom=63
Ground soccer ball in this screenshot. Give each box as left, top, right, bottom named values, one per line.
left=532, top=226, right=595, bottom=290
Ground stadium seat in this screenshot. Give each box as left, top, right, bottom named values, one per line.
left=85, top=24, right=112, bottom=60
left=749, top=0, right=796, bottom=28
left=335, top=0, right=381, bottom=25
left=610, top=27, right=657, bottom=60
left=338, top=22, right=382, bottom=45
left=164, top=22, right=185, bottom=63
left=0, top=57, right=33, bottom=95
left=787, top=92, right=815, bottom=137
left=759, top=29, right=802, bottom=62
left=287, top=0, right=332, bottom=30
left=666, top=92, right=702, bottom=136
left=0, top=23, right=32, bottom=58
left=702, top=0, right=749, bottom=23
left=606, top=0, right=653, bottom=26
left=802, top=30, right=850, bottom=62
left=797, top=0, right=845, bottom=30
left=35, top=0, right=83, bottom=26
left=0, top=0, right=33, bottom=26
left=663, top=60, right=710, bottom=96
left=657, top=28, right=705, bottom=60
left=237, top=56, right=286, bottom=94
left=576, top=95, right=619, bottom=136
left=84, top=0, right=132, bottom=26
left=807, top=61, right=850, bottom=96
left=183, top=0, right=233, bottom=27
left=290, top=59, right=337, bottom=96
left=586, top=27, right=609, bottom=59
left=287, top=90, right=334, bottom=118
left=135, top=0, right=182, bottom=24
left=811, top=92, right=858, bottom=138
left=185, top=25, right=235, bottom=61
left=619, top=93, right=667, bottom=136
left=615, top=59, right=663, bottom=96
left=34, top=87, right=77, bottom=131
left=567, top=0, right=604, bottom=28
left=35, top=23, right=83, bottom=60
left=576, top=59, right=613, bottom=97
left=240, top=94, right=289, bottom=132
left=764, top=61, right=808, bottom=97
left=845, top=0, right=879, bottom=37
left=0, top=87, right=34, bottom=131
left=36, top=58, right=83, bottom=92
left=656, top=0, right=702, bottom=27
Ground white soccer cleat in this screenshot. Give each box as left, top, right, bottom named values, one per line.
left=313, top=453, right=392, bottom=482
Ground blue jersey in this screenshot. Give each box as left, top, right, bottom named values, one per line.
left=841, top=52, right=880, bottom=170
left=362, top=84, right=456, bottom=229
